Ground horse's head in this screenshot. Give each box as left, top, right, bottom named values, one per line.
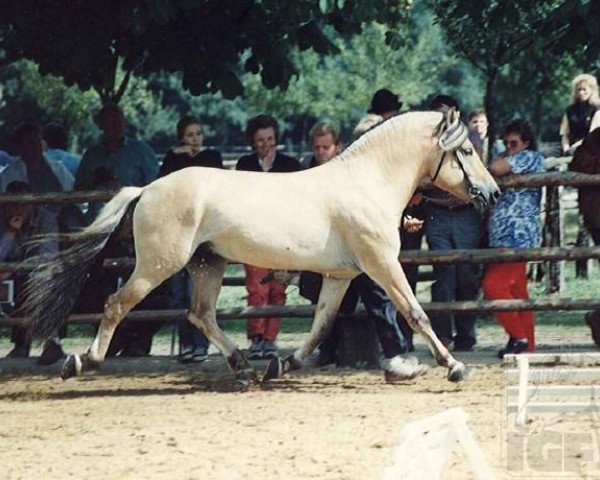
left=430, top=108, right=501, bottom=212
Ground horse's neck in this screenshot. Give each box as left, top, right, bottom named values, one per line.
left=335, top=124, right=429, bottom=219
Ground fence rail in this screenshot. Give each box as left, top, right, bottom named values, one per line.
left=1, top=298, right=599, bottom=328
left=2, top=246, right=600, bottom=273
left=0, top=171, right=599, bottom=206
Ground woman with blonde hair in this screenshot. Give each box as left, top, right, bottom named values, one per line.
left=560, top=73, right=600, bottom=155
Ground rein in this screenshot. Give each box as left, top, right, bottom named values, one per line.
left=431, top=147, right=483, bottom=202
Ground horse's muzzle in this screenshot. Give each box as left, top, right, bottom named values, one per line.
left=470, top=186, right=501, bottom=213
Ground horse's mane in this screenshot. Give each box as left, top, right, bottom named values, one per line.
left=333, top=111, right=442, bottom=164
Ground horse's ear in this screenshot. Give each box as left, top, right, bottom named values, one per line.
left=438, top=109, right=467, bottom=151
left=444, top=107, right=461, bottom=127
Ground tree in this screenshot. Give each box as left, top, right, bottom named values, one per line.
left=0, top=0, right=409, bottom=103
left=432, top=0, right=571, bottom=154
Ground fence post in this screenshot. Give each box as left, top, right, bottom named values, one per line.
left=545, top=180, right=563, bottom=293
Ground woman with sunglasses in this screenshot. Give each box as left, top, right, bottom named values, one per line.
left=483, top=119, right=545, bottom=357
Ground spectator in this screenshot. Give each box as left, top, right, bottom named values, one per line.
left=0, top=123, right=73, bottom=365
left=75, top=103, right=158, bottom=191
left=75, top=103, right=160, bottom=357
left=0, top=123, right=73, bottom=195
left=368, top=89, right=428, bottom=351
left=368, top=88, right=402, bottom=120
left=421, top=95, right=483, bottom=351
left=0, top=181, right=63, bottom=364
left=159, top=115, right=223, bottom=363
left=298, top=121, right=353, bottom=365
left=236, top=114, right=301, bottom=360
left=352, top=112, right=425, bottom=378
left=300, top=117, right=424, bottom=374
left=300, top=121, right=342, bottom=169
left=568, top=127, right=600, bottom=347
left=159, top=115, right=223, bottom=177
left=560, top=73, right=600, bottom=155
left=467, top=109, right=505, bottom=164
left=42, top=122, right=81, bottom=177
left=483, top=119, right=544, bottom=357
left=560, top=74, right=600, bottom=278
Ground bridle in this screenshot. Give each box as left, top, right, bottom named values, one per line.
left=431, top=146, right=483, bottom=202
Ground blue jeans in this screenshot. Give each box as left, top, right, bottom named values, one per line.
left=311, top=273, right=409, bottom=360
left=170, top=270, right=209, bottom=351
left=355, top=274, right=409, bottom=358
left=424, top=204, right=482, bottom=348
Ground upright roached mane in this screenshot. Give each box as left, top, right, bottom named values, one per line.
left=24, top=109, right=500, bottom=385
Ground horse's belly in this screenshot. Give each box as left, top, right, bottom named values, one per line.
left=209, top=232, right=353, bottom=274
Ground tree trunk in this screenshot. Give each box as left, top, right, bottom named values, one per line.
left=483, top=69, right=499, bottom=164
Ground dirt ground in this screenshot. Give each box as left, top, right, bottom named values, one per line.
left=1, top=328, right=600, bottom=480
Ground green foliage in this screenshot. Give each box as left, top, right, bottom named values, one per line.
left=1, top=0, right=411, bottom=101
left=0, top=60, right=178, bottom=151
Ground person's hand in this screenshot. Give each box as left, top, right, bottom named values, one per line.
left=408, top=193, right=423, bottom=207
left=260, top=270, right=299, bottom=286
left=403, top=216, right=424, bottom=233
left=173, top=145, right=195, bottom=157
left=8, top=215, right=24, bottom=233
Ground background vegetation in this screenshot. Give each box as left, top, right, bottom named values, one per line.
left=1, top=0, right=598, bottom=154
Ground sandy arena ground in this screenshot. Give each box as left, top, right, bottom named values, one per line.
left=1, top=330, right=600, bottom=480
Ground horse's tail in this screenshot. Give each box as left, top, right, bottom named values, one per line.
left=24, top=186, right=144, bottom=342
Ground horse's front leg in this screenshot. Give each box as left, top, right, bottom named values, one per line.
left=363, top=254, right=467, bottom=383
left=263, top=277, right=351, bottom=382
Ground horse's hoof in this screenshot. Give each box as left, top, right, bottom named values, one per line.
left=447, top=362, right=467, bottom=382
left=60, top=354, right=82, bottom=380
left=235, top=367, right=259, bottom=386
left=262, top=357, right=285, bottom=382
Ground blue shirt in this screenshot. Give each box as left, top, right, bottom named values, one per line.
left=488, top=149, right=545, bottom=249
left=45, top=148, right=81, bottom=177
left=75, top=137, right=158, bottom=190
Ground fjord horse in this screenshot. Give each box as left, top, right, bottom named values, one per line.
left=25, top=109, right=500, bottom=385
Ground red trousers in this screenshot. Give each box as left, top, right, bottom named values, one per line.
left=482, top=262, right=535, bottom=351
left=244, top=265, right=286, bottom=341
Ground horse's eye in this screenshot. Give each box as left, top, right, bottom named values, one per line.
left=462, top=147, right=473, bottom=155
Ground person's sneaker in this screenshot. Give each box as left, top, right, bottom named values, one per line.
left=384, top=355, right=428, bottom=382
left=247, top=338, right=264, bottom=360
left=497, top=338, right=528, bottom=359
left=262, top=339, right=279, bottom=359
left=6, top=346, right=30, bottom=359
left=192, top=347, right=209, bottom=363
left=179, top=347, right=195, bottom=364
left=37, top=340, right=66, bottom=366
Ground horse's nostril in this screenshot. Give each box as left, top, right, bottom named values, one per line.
left=491, top=189, right=501, bottom=204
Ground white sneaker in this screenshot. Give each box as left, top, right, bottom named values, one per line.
left=384, top=355, right=428, bottom=382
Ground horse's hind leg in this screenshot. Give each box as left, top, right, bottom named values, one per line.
left=263, top=277, right=351, bottom=382
left=186, top=253, right=258, bottom=386
left=61, top=265, right=175, bottom=380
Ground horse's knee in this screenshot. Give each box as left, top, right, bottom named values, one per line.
left=407, top=307, right=430, bottom=332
